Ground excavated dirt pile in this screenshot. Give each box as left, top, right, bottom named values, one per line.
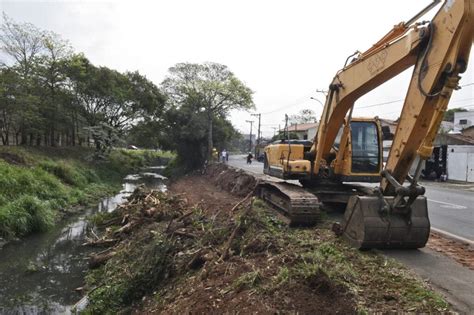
left=81, top=164, right=450, bottom=314
left=205, top=163, right=257, bottom=196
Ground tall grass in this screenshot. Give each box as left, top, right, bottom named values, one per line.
left=0, top=147, right=173, bottom=239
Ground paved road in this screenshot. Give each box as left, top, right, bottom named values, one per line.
left=227, top=154, right=474, bottom=313
left=424, top=187, right=473, bottom=241
left=228, top=155, right=474, bottom=241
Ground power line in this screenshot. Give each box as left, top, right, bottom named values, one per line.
left=260, top=94, right=313, bottom=115
left=356, top=96, right=474, bottom=111
left=259, top=82, right=472, bottom=115
left=358, top=99, right=403, bottom=109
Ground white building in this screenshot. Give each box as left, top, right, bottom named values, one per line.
left=447, top=145, right=474, bottom=182
left=453, top=111, right=474, bottom=132
left=286, top=123, right=319, bottom=140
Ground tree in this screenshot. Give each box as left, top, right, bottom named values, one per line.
left=0, top=13, right=44, bottom=79
left=158, top=99, right=240, bottom=171
left=271, top=131, right=299, bottom=142
left=161, top=62, right=254, bottom=158
left=0, top=14, right=45, bottom=144
left=443, top=107, right=467, bottom=122
left=0, top=15, right=166, bottom=150
left=0, top=67, right=21, bottom=144
left=288, top=108, right=318, bottom=125
left=159, top=100, right=209, bottom=170
left=65, top=55, right=166, bottom=153
left=36, top=31, right=73, bottom=146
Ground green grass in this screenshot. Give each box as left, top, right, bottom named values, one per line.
left=232, top=270, right=262, bottom=292
left=0, top=147, right=173, bottom=239
left=246, top=200, right=449, bottom=313
left=81, top=191, right=449, bottom=314
left=84, top=234, right=173, bottom=315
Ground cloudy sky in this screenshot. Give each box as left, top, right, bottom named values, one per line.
left=1, top=0, right=473, bottom=136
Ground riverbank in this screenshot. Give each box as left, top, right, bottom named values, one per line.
left=0, top=146, right=172, bottom=242
left=81, top=164, right=450, bottom=314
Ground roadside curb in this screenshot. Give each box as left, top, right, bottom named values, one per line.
left=431, top=227, right=474, bottom=248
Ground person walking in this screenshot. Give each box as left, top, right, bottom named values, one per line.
left=246, top=152, right=253, bottom=164
left=221, top=149, right=227, bottom=163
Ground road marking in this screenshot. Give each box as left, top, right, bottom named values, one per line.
left=428, top=199, right=467, bottom=209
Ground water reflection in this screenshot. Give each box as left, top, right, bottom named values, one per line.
left=0, top=169, right=166, bottom=315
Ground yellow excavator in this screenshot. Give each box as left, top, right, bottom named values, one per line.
left=260, top=0, right=473, bottom=249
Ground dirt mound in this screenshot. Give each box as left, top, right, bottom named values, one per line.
left=82, top=173, right=450, bottom=314
left=82, top=176, right=356, bottom=314
left=205, top=163, right=256, bottom=196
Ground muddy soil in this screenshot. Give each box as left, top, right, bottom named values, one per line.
left=204, top=163, right=256, bottom=196
left=162, top=173, right=355, bottom=314
left=169, top=174, right=241, bottom=218
left=427, top=232, right=474, bottom=270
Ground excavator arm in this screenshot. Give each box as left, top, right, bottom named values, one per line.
left=383, top=0, right=474, bottom=194
left=317, top=0, right=473, bottom=249
left=261, top=0, right=472, bottom=249
left=312, top=23, right=424, bottom=170
left=312, top=0, right=473, bottom=195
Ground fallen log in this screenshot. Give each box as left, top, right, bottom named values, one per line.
left=82, top=238, right=118, bottom=247
left=89, top=251, right=116, bottom=269
left=220, top=198, right=254, bottom=261
left=173, top=230, right=198, bottom=238
left=114, top=222, right=136, bottom=235
left=230, top=185, right=257, bottom=213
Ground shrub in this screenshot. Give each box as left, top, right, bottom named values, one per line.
left=0, top=196, right=55, bottom=238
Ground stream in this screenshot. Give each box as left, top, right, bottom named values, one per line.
left=0, top=166, right=167, bottom=315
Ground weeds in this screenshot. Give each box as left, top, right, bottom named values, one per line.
left=232, top=270, right=262, bottom=292
left=82, top=178, right=450, bottom=314
left=0, top=147, right=172, bottom=239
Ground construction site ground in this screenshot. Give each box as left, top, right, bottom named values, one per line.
left=227, top=155, right=474, bottom=313
left=82, top=164, right=456, bottom=314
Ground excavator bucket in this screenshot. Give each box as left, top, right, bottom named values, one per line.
left=340, top=195, right=430, bottom=249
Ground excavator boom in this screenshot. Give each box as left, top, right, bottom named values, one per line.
left=340, top=0, right=473, bottom=248
left=261, top=0, right=473, bottom=249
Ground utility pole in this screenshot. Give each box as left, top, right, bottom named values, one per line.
left=272, top=127, right=278, bottom=136
left=251, top=113, right=261, bottom=157
left=245, top=120, right=254, bottom=153
left=310, top=96, right=325, bottom=107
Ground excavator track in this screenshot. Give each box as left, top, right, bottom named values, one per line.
left=256, top=181, right=321, bottom=226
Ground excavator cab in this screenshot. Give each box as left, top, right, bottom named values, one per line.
left=350, top=121, right=381, bottom=174
left=333, top=119, right=383, bottom=183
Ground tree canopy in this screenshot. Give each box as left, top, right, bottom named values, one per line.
left=0, top=16, right=249, bottom=169
left=161, top=62, right=254, bottom=158
left=0, top=15, right=165, bottom=152
left=288, top=108, right=318, bottom=125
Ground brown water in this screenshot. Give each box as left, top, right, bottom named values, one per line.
left=0, top=167, right=166, bottom=315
